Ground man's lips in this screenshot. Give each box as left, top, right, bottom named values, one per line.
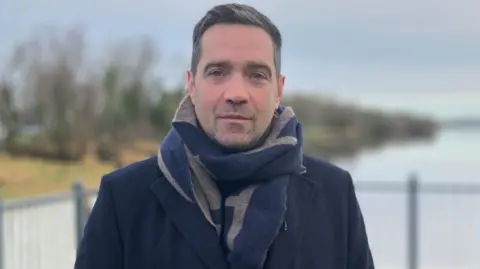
left=217, top=113, right=252, bottom=120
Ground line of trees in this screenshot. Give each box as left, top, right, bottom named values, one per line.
left=0, top=27, right=184, bottom=165
left=0, top=27, right=438, bottom=165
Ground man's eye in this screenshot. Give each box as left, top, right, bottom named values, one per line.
left=251, top=72, right=268, bottom=80
left=208, top=69, right=225, bottom=77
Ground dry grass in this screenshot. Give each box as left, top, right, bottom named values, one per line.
left=0, top=140, right=159, bottom=200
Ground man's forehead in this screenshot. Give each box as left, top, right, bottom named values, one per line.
left=199, top=24, right=275, bottom=67
left=201, top=24, right=272, bottom=43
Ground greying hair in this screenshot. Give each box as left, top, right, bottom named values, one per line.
left=191, top=3, right=282, bottom=77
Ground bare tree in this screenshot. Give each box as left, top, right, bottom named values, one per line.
left=0, top=81, right=19, bottom=150
left=1, top=26, right=94, bottom=161
left=95, top=37, right=160, bottom=165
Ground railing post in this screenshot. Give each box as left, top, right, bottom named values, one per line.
left=407, top=173, right=419, bottom=269
left=0, top=187, right=4, bottom=269
left=73, top=180, right=87, bottom=249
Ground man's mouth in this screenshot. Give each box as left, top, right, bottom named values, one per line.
left=218, top=113, right=251, bottom=120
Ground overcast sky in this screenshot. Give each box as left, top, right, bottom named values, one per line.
left=1, top=0, right=479, bottom=119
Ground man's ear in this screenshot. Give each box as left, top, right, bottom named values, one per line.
left=276, top=75, right=285, bottom=108
left=187, top=70, right=196, bottom=103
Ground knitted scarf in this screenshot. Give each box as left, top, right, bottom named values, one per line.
left=157, top=95, right=304, bottom=269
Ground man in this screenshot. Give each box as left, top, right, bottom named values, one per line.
left=74, top=3, right=374, bottom=269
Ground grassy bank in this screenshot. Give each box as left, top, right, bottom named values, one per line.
left=0, top=154, right=114, bottom=200
left=0, top=140, right=159, bottom=200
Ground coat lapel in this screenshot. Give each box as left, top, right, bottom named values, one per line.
left=151, top=176, right=229, bottom=269
left=264, top=174, right=318, bottom=269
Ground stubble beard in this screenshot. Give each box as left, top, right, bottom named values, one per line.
left=211, top=120, right=273, bottom=153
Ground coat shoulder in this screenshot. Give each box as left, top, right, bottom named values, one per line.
left=101, top=155, right=161, bottom=194
left=302, top=154, right=353, bottom=191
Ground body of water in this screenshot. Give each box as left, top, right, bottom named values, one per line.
left=335, top=129, right=480, bottom=269
left=337, top=128, right=480, bottom=183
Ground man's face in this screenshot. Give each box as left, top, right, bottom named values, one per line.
left=187, top=24, right=284, bottom=150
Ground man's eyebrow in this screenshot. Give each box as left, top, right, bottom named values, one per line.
left=203, top=60, right=231, bottom=72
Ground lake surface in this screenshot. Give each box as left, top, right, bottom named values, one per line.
left=334, top=129, right=480, bottom=269
left=3, top=129, right=479, bottom=269
left=336, top=128, right=480, bottom=183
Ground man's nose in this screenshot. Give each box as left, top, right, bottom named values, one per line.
left=224, top=74, right=249, bottom=105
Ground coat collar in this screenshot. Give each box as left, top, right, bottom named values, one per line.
left=150, top=170, right=319, bottom=269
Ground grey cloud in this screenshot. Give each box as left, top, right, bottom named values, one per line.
left=2, top=0, right=480, bottom=96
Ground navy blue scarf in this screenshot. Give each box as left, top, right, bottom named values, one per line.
left=157, top=96, right=304, bottom=269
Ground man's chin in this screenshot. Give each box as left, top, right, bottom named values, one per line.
left=213, top=135, right=256, bottom=152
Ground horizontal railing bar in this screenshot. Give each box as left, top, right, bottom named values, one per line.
left=3, top=191, right=74, bottom=211
left=355, top=181, right=480, bottom=195
left=420, top=183, right=480, bottom=195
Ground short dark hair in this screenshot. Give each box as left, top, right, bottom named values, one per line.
left=191, top=3, right=282, bottom=77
